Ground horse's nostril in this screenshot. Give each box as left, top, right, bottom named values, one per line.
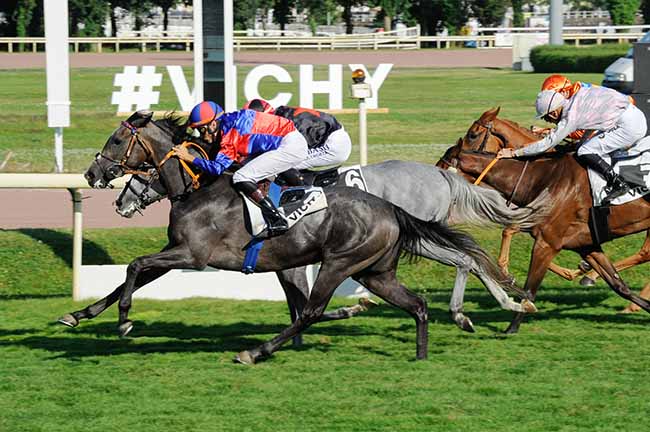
left=85, top=171, right=94, bottom=181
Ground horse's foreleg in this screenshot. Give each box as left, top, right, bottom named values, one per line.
left=585, top=251, right=650, bottom=313
left=547, top=261, right=584, bottom=281
left=505, top=238, right=559, bottom=334
left=236, top=262, right=348, bottom=365
left=118, top=245, right=200, bottom=337
left=497, top=226, right=520, bottom=273
left=58, top=268, right=170, bottom=328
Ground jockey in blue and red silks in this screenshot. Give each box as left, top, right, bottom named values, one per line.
left=172, top=101, right=308, bottom=236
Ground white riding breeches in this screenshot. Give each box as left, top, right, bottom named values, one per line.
left=294, top=128, right=352, bottom=170
left=577, top=104, right=648, bottom=156
left=232, top=131, right=308, bottom=184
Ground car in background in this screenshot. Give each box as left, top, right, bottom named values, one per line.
left=602, top=31, right=650, bottom=94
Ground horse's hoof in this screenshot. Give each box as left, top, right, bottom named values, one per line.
left=234, top=351, right=256, bottom=365
left=521, top=299, right=538, bottom=314
left=358, top=297, right=378, bottom=311
left=57, top=313, right=79, bottom=328
left=620, top=305, right=641, bottom=314
left=460, top=317, right=475, bottom=333
left=118, top=321, right=134, bottom=338
left=579, top=260, right=592, bottom=272
left=579, top=276, right=596, bottom=287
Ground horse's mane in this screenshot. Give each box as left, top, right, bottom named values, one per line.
left=496, top=118, right=540, bottom=141
left=154, top=111, right=188, bottom=144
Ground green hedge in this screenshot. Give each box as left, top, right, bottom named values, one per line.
left=530, top=44, right=631, bottom=73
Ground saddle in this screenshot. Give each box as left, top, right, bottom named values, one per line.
left=241, top=182, right=328, bottom=239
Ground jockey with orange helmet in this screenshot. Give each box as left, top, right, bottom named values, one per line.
left=540, top=74, right=636, bottom=142
left=243, top=99, right=352, bottom=179
left=171, top=100, right=309, bottom=236
left=498, top=84, right=648, bottom=204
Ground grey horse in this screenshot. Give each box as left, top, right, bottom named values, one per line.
left=67, top=110, right=526, bottom=363
left=113, top=131, right=543, bottom=332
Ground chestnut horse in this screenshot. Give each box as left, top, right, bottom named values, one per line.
left=442, top=107, right=650, bottom=312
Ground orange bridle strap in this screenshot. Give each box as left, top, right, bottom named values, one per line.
left=473, top=157, right=499, bottom=185
left=158, top=141, right=210, bottom=190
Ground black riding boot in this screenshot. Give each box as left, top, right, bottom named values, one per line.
left=278, top=168, right=305, bottom=186
left=578, top=153, right=631, bottom=203
left=234, top=181, right=288, bottom=237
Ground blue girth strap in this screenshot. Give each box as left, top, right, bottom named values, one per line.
left=242, top=182, right=282, bottom=274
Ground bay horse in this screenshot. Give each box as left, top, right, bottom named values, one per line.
left=64, top=110, right=516, bottom=363
left=440, top=142, right=650, bottom=333
left=444, top=106, right=650, bottom=312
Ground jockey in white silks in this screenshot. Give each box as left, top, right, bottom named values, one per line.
left=497, top=85, right=648, bottom=204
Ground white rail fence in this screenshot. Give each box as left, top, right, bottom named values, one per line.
left=1, top=25, right=649, bottom=53
left=0, top=174, right=367, bottom=301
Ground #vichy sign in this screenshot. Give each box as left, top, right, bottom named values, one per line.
left=112, top=63, right=393, bottom=112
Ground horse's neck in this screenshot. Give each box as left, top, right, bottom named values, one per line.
left=494, top=119, right=539, bottom=149
left=460, top=153, right=574, bottom=205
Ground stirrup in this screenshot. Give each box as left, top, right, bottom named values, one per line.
left=603, top=182, right=631, bottom=204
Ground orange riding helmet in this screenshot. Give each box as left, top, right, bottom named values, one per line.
left=541, top=74, right=581, bottom=98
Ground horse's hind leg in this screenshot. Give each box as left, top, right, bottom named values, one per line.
left=356, top=270, right=428, bottom=360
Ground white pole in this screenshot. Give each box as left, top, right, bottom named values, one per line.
left=44, top=0, right=70, bottom=172
left=68, top=188, right=83, bottom=301
left=224, top=0, right=236, bottom=111
left=359, top=99, right=367, bottom=166
left=550, top=0, right=564, bottom=45
left=193, top=0, right=204, bottom=103
left=54, top=127, right=63, bottom=172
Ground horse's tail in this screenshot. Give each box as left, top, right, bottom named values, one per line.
left=439, top=169, right=549, bottom=229
left=394, top=206, right=528, bottom=300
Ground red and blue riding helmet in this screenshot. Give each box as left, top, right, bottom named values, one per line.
left=188, top=101, right=224, bottom=128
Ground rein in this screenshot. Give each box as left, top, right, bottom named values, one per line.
left=158, top=141, right=210, bottom=190
left=507, top=160, right=529, bottom=206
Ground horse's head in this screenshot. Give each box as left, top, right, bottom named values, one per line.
left=114, top=169, right=167, bottom=218
left=85, top=110, right=164, bottom=188
left=460, top=107, right=542, bottom=153
left=460, top=107, right=504, bottom=153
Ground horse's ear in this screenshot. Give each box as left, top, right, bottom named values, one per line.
left=495, top=106, right=501, bottom=117
left=127, top=110, right=154, bottom=128
left=480, top=107, right=499, bottom=122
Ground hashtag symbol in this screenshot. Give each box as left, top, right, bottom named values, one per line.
left=111, top=66, right=163, bottom=112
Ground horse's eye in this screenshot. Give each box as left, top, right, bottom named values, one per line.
left=114, top=138, right=123, bottom=146
left=469, top=132, right=478, bottom=140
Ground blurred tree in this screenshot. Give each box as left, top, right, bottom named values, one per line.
left=107, top=0, right=131, bottom=36
left=273, top=0, right=293, bottom=32
left=441, top=0, right=468, bottom=33
left=372, top=0, right=411, bottom=31
left=470, top=0, right=506, bottom=26
left=339, top=0, right=360, bottom=34
left=643, top=0, right=650, bottom=23
left=512, top=0, right=524, bottom=26
left=606, top=0, right=641, bottom=24
left=69, top=0, right=108, bottom=39
left=14, top=0, right=37, bottom=41
left=299, top=0, right=338, bottom=34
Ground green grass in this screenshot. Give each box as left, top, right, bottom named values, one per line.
left=3, top=226, right=650, bottom=431
left=3, top=64, right=650, bottom=431
left=0, top=66, right=602, bottom=171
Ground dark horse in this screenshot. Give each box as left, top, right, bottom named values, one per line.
left=439, top=141, right=650, bottom=333
left=67, top=110, right=511, bottom=363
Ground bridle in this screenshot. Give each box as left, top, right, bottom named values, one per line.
left=95, top=120, right=158, bottom=179
left=471, top=120, right=508, bottom=153
left=97, top=119, right=210, bottom=193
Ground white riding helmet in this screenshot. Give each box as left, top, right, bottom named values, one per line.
left=535, top=90, right=565, bottom=119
